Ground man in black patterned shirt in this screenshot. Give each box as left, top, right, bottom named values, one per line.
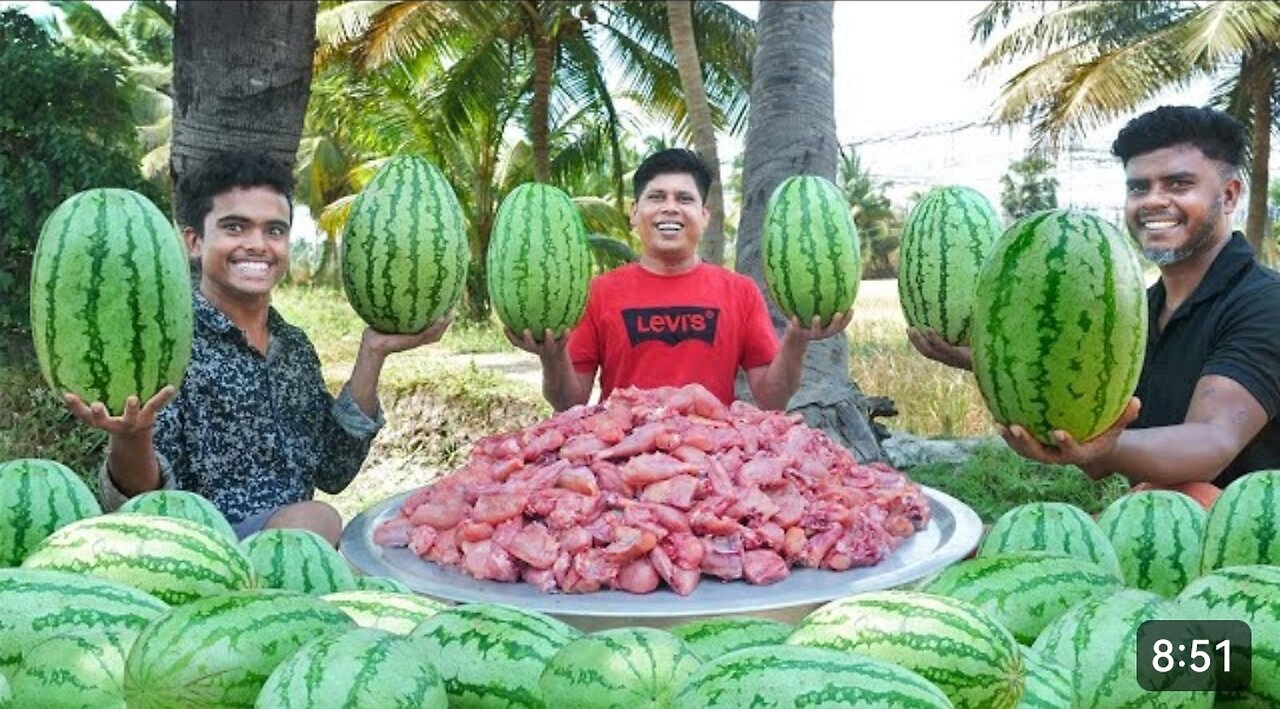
left=65, top=151, right=450, bottom=545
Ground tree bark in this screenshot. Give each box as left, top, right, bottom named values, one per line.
left=1244, top=50, right=1274, bottom=254
left=170, top=0, right=316, bottom=196
left=735, top=0, right=886, bottom=462
left=667, top=0, right=726, bottom=265
left=525, top=1, right=553, bottom=184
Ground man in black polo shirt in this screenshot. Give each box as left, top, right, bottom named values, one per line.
left=909, top=105, right=1280, bottom=494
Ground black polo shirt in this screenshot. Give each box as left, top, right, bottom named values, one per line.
left=1134, top=232, right=1280, bottom=488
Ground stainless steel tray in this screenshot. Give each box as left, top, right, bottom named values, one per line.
left=340, top=485, right=982, bottom=632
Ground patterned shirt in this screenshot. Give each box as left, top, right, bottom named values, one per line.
left=99, top=291, right=383, bottom=524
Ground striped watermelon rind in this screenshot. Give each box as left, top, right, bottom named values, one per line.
left=116, top=489, right=237, bottom=544
left=409, top=602, right=582, bottom=708
left=921, top=550, right=1122, bottom=646
left=0, top=568, right=167, bottom=676
left=30, top=187, right=193, bottom=415
left=240, top=527, right=356, bottom=595
left=20, top=514, right=255, bottom=605
left=255, top=626, right=448, bottom=709
left=673, top=644, right=953, bottom=708
left=897, top=185, right=1001, bottom=345
left=340, top=155, right=469, bottom=334
left=668, top=615, right=793, bottom=661
left=970, top=209, right=1147, bottom=444
left=0, top=458, right=102, bottom=567
left=539, top=627, right=703, bottom=708
left=786, top=590, right=1024, bottom=709
left=1199, top=469, right=1280, bottom=573
left=1096, top=489, right=1206, bottom=596
left=1177, top=565, right=1280, bottom=703
left=123, top=589, right=356, bottom=708
left=7, top=630, right=132, bottom=708
left=1032, top=588, right=1212, bottom=708
left=352, top=575, right=412, bottom=593
left=1016, top=646, right=1072, bottom=709
left=321, top=589, right=448, bottom=636
left=978, top=501, right=1123, bottom=578
left=487, top=182, right=592, bottom=341
left=762, top=175, right=861, bottom=327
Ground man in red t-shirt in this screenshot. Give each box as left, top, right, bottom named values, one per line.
left=507, top=149, right=850, bottom=412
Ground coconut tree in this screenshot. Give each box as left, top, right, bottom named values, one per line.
left=971, top=0, right=1280, bottom=252
left=735, top=0, right=886, bottom=461
left=170, top=0, right=317, bottom=190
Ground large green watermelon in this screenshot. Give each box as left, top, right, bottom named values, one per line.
left=762, top=175, right=861, bottom=327
left=970, top=209, right=1147, bottom=444
left=30, top=188, right=193, bottom=415
left=487, top=182, right=592, bottom=341
left=0, top=458, right=101, bottom=567
left=340, top=155, right=469, bottom=334
left=898, top=185, right=1001, bottom=345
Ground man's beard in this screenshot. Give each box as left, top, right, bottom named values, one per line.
left=1138, top=198, right=1220, bottom=266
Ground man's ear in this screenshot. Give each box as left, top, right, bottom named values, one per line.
left=1222, top=173, right=1244, bottom=215
left=182, top=226, right=201, bottom=260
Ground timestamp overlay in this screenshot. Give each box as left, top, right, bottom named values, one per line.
left=1137, top=620, right=1252, bottom=692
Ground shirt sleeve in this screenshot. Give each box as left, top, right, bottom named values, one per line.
left=310, top=346, right=381, bottom=495
left=568, top=284, right=603, bottom=374
left=1201, top=280, right=1280, bottom=417
left=740, top=278, right=780, bottom=370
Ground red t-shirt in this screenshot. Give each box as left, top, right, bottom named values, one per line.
left=568, top=262, right=780, bottom=404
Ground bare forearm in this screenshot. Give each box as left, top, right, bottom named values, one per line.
left=756, top=335, right=807, bottom=411
left=347, top=348, right=387, bottom=418
left=541, top=351, right=590, bottom=412
left=1082, top=425, right=1238, bottom=486
left=107, top=431, right=161, bottom=496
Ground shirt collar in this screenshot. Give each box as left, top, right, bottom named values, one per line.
left=193, top=289, right=286, bottom=337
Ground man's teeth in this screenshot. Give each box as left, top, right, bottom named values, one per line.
left=233, top=262, right=270, bottom=274
left=657, top=223, right=682, bottom=233
left=1143, top=220, right=1179, bottom=230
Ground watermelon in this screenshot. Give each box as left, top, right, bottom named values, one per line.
left=0, top=568, right=167, bottom=677
left=898, top=186, right=1001, bottom=345
left=786, top=590, right=1024, bottom=709
left=672, top=645, right=953, bottom=708
left=240, top=528, right=356, bottom=594
left=1032, top=588, right=1212, bottom=708
left=0, top=669, right=8, bottom=705
left=352, top=575, right=411, bottom=593
left=123, top=589, right=355, bottom=708
left=539, top=627, right=702, bottom=709
left=921, top=550, right=1122, bottom=645
left=1097, top=489, right=1206, bottom=596
left=1199, top=469, right=1280, bottom=573
left=117, top=489, right=237, bottom=543
left=762, top=175, right=861, bottom=327
left=970, top=208, right=1147, bottom=444
left=30, top=187, right=193, bottom=415
left=21, top=514, right=255, bottom=605
left=255, top=626, right=447, bottom=709
left=978, top=501, right=1122, bottom=578
left=321, top=589, right=448, bottom=635
left=7, top=630, right=132, bottom=708
left=340, top=155, right=469, bottom=334
left=1016, top=646, right=1072, bottom=709
left=487, top=182, right=592, bottom=341
left=409, top=602, right=581, bottom=708
left=669, top=616, right=793, bottom=661
left=1178, top=565, right=1280, bottom=704
left=0, top=458, right=101, bottom=566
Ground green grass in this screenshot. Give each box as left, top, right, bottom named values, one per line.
left=0, top=355, right=106, bottom=491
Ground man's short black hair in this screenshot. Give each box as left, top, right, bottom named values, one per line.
left=1111, top=105, right=1247, bottom=169
left=632, top=148, right=712, bottom=202
left=176, top=150, right=295, bottom=234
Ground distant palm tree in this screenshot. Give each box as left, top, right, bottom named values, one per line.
left=839, top=146, right=901, bottom=278
left=972, top=0, right=1280, bottom=251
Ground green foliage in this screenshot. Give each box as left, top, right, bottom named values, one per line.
left=0, top=358, right=105, bottom=492
left=838, top=145, right=901, bottom=278
left=0, top=9, right=165, bottom=338
left=906, top=441, right=1129, bottom=523
left=999, top=151, right=1059, bottom=220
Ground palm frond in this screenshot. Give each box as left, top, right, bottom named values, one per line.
left=587, top=233, right=638, bottom=273
left=318, top=193, right=361, bottom=238
left=575, top=197, right=632, bottom=238
left=1171, top=0, right=1280, bottom=68
left=50, top=0, right=124, bottom=46
left=131, top=84, right=171, bottom=127
left=138, top=112, right=170, bottom=152
left=128, top=62, right=171, bottom=91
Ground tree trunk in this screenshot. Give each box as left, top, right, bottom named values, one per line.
left=525, top=1, right=553, bottom=184
left=667, top=0, right=726, bottom=265
left=734, top=0, right=886, bottom=462
left=1244, top=50, right=1274, bottom=255
left=170, top=1, right=317, bottom=196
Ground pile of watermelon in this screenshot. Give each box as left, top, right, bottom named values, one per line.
left=2, top=455, right=1278, bottom=707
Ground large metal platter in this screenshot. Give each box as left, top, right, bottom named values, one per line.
left=340, top=486, right=982, bottom=632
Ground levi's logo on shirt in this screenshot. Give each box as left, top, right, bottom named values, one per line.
left=622, top=306, right=719, bottom=346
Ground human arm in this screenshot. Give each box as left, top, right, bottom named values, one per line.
left=505, top=327, right=596, bottom=412
left=64, top=386, right=176, bottom=498
left=747, top=311, right=851, bottom=411
left=1000, top=375, right=1268, bottom=485
left=347, top=317, right=452, bottom=417
left=906, top=327, right=973, bottom=371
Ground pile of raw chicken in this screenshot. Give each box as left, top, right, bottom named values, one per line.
left=374, top=383, right=931, bottom=595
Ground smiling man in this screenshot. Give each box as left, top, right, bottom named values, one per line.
left=911, top=105, right=1280, bottom=496
left=65, top=151, right=451, bottom=544
left=509, top=148, right=850, bottom=412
